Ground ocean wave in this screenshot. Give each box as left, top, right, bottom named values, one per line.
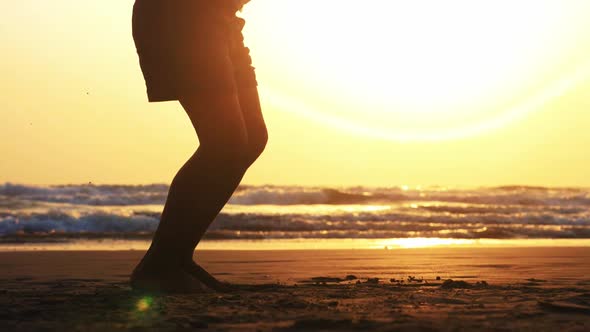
left=1, top=208, right=590, bottom=240
left=230, top=187, right=391, bottom=205
left=0, top=183, right=168, bottom=206
left=0, top=183, right=391, bottom=206
left=2, top=183, right=590, bottom=207
left=2, top=183, right=590, bottom=241
left=0, top=211, right=159, bottom=237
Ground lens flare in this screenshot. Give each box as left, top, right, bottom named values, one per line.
left=136, top=296, right=153, bottom=312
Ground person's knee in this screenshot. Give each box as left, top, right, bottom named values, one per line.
left=200, top=133, right=250, bottom=167
left=244, top=127, right=268, bottom=166
left=199, top=126, right=267, bottom=170
left=251, top=128, right=268, bottom=158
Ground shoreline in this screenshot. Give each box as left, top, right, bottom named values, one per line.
left=1, top=238, right=590, bottom=251
left=2, top=247, right=589, bottom=284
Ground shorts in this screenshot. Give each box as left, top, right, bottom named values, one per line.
left=132, top=0, right=257, bottom=102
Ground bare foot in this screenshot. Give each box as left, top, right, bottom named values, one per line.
left=130, top=265, right=208, bottom=294
left=182, top=260, right=233, bottom=292
left=130, top=250, right=209, bottom=294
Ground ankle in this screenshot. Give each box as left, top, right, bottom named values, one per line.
left=139, top=248, right=181, bottom=270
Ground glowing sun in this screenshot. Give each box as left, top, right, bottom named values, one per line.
left=243, top=0, right=590, bottom=141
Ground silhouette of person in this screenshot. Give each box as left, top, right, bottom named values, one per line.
left=130, top=0, right=267, bottom=292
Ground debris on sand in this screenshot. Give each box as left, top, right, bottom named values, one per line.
left=441, top=279, right=471, bottom=289
left=407, top=276, right=425, bottom=283
left=327, top=301, right=338, bottom=307
left=366, top=278, right=380, bottom=284
left=436, top=276, right=441, bottom=281
left=310, top=277, right=344, bottom=283
left=475, top=281, right=488, bottom=287
left=303, top=275, right=361, bottom=284
left=441, top=279, right=489, bottom=289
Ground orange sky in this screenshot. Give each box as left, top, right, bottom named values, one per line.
left=2, top=0, right=590, bottom=187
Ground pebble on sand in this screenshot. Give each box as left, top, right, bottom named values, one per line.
left=311, top=277, right=343, bottom=283
left=441, top=279, right=472, bottom=289
left=441, top=279, right=489, bottom=289
left=366, top=278, right=380, bottom=284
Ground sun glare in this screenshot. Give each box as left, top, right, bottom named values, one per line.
left=379, top=238, right=476, bottom=249
left=243, top=0, right=590, bottom=141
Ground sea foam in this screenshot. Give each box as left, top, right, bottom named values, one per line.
left=1, top=183, right=589, bottom=240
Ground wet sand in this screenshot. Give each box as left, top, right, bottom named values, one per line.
left=1, top=247, right=590, bottom=331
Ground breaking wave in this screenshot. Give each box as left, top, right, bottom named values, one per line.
left=2, top=183, right=590, bottom=207
left=1, top=183, right=590, bottom=241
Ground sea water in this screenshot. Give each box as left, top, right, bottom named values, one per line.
left=1, top=183, right=590, bottom=250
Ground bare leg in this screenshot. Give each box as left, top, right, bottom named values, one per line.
left=183, top=86, right=267, bottom=290
left=180, top=9, right=268, bottom=288
left=130, top=90, right=261, bottom=292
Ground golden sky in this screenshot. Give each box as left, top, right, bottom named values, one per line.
left=2, top=0, right=590, bottom=187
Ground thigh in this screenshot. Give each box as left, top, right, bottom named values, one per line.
left=237, top=87, right=267, bottom=142
left=225, top=16, right=265, bottom=140
left=179, top=92, right=247, bottom=149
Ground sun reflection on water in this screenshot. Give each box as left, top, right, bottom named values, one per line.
left=377, top=238, right=477, bottom=249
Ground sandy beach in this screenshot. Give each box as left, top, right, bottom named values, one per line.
left=4, top=0, right=590, bottom=330
left=1, top=247, right=589, bottom=331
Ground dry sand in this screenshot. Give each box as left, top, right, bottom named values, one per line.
left=1, top=247, right=590, bottom=331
